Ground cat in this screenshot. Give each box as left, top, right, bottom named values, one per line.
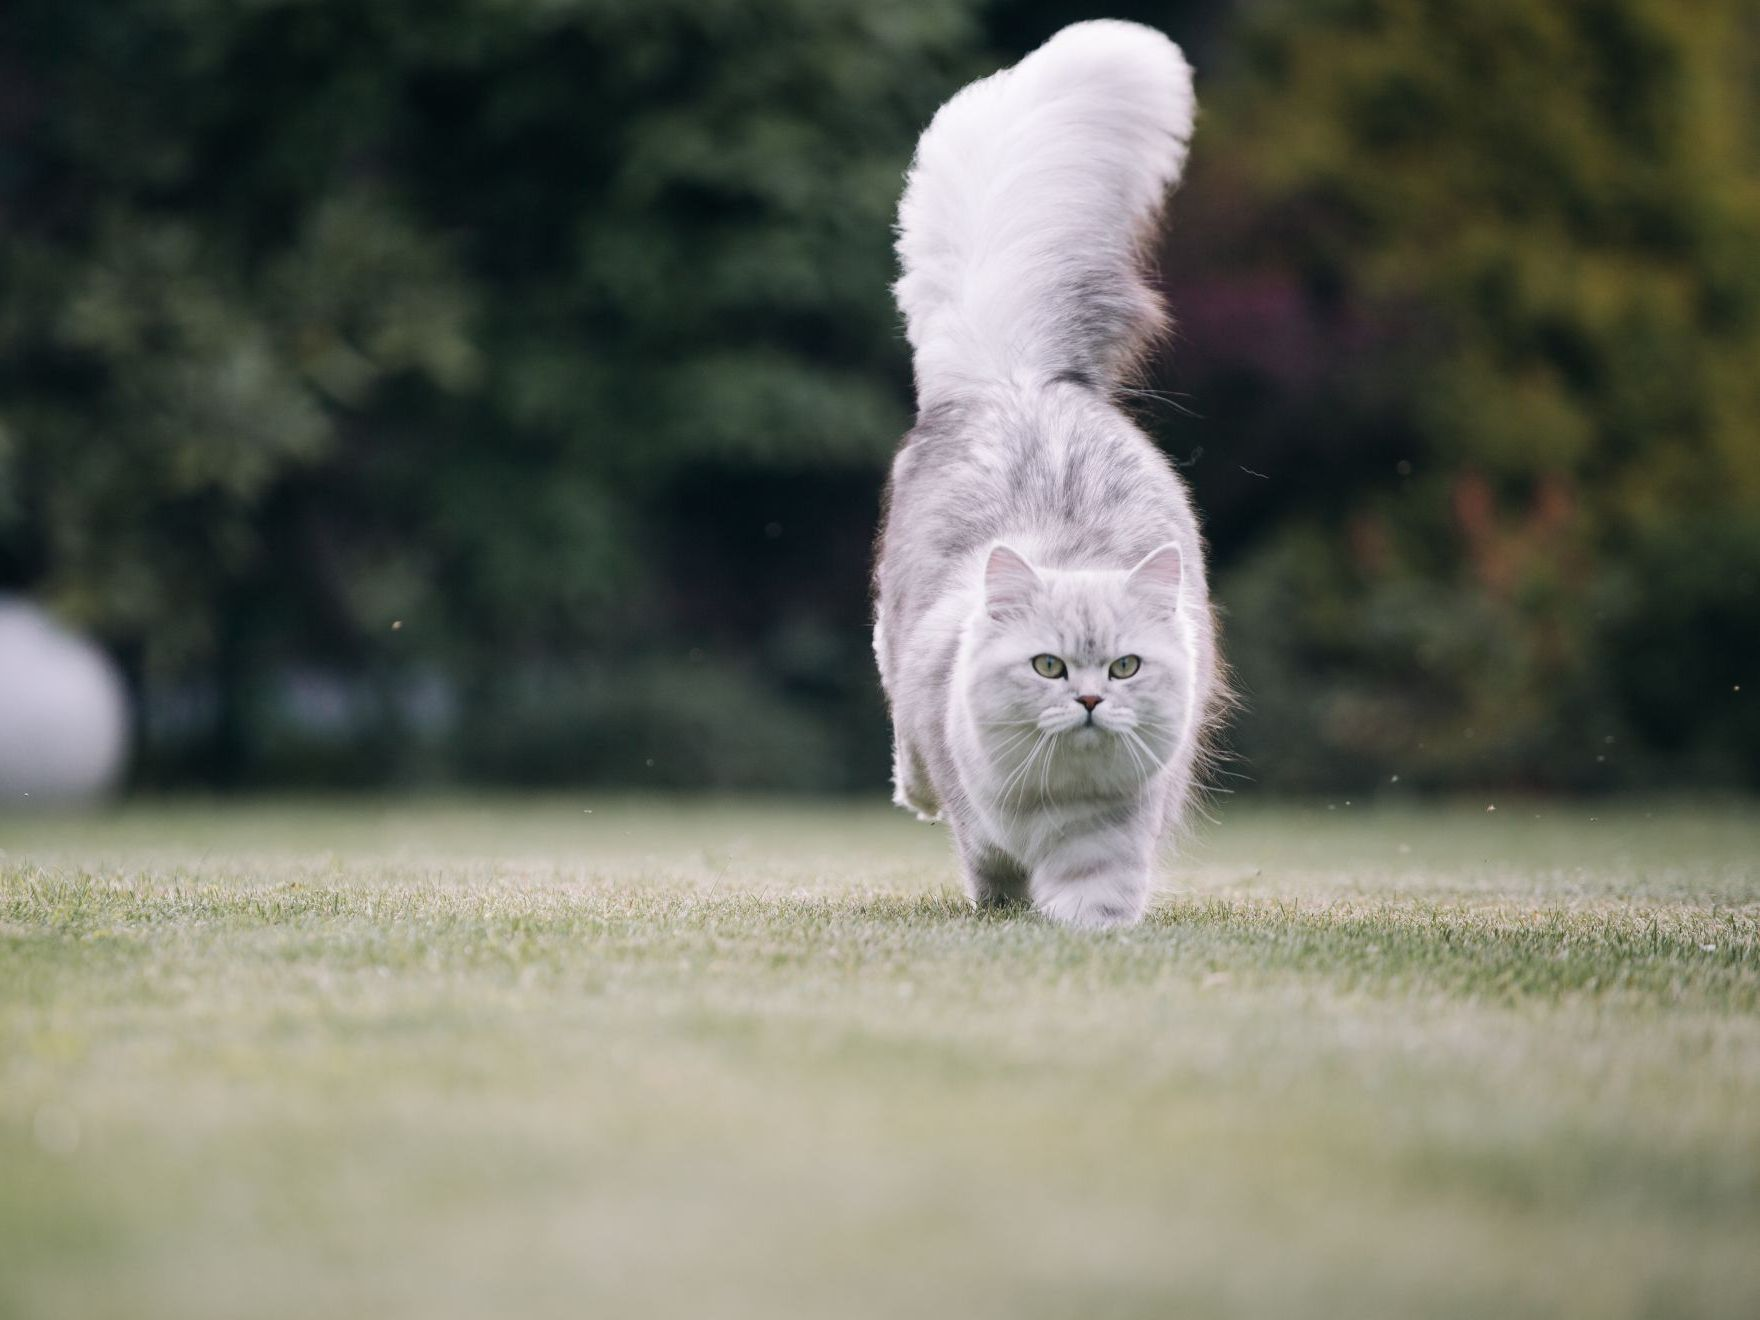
left=872, top=20, right=1225, bottom=929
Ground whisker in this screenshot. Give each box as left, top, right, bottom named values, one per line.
left=1118, top=730, right=1146, bottom=779
left=1114, top=385, right=1201, bottom=420
left=997, top=732, right=1049, bottom=808
left=1123, top=729, right=1168, bottom=777
left=1117, top=729, right=1150, bottom=782
left=988, top=726, right=1042, bottom=758
left=1013, top=739, right=1049, bottom=809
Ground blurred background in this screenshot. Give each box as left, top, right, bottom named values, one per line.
left=0, top=0, right=1755, bottom=801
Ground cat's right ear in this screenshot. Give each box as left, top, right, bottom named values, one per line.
left=985, top=545, right=1041, bottom=621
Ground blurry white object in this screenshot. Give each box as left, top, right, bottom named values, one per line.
left=0, top=599, right=130, bottom=804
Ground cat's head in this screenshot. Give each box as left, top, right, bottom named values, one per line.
left=960, top=543, right=1196, bottom=790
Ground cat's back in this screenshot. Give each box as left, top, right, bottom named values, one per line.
left=880, top=382, right=1196, bottom=609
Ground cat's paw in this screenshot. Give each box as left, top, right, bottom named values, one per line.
left=893, top=783, right=941, bottom=823
left=1034, top=883, right=1146, bottom=930
left=901, top=770, right=943, bottom=823
left=892, top=750, right=941, bottom=822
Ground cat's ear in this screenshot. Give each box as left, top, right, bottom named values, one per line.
left=984, top=545, right=1042, bottom=621
left=1126, top=543, right=1185, bottom=616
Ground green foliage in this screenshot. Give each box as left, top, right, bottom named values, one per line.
left=0, top=0, right=977, bottom=785
left=1199, top=0, right=1760, bottom=790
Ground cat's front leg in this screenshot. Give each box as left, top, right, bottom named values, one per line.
left=1029, top=808, right=1155, bottom=929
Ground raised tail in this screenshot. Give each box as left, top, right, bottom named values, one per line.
left=894, top=21, right=1195, bottom=407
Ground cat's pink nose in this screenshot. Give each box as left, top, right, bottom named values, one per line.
left=1076, top=694, right=1102, bottom=712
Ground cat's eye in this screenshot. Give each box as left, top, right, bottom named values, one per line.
left=1031, top=654, right=1067, bottom=679
left=1109, top=655, right=1142, bottom=679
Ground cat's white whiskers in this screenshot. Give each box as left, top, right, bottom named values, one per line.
left=1014, top=737, right=1052, bottom=809
left=987, top=725, right=1042, bottom=758
left=997, top=732, right=1050, bottom=808
left=1125, top=728, right=1168, bottom=772
left=1117, top=730, right=1149, bottom=781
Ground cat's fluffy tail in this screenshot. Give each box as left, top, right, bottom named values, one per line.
left=894, top=21, right=1195, bottom=407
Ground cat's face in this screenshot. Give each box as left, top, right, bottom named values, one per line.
left=961, top=545, right=1195, bottom=795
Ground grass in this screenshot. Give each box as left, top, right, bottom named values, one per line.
left=2, top=796, right=1757, bottom=1319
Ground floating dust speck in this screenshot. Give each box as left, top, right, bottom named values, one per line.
left=391, top=620, right=402, bottom=631
left=1486, top=804, right=1497, bottom=812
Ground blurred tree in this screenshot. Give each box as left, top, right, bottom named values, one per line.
left=1167, top=0, right=1760, bottom=790
left=0, top=0, right=978, bottom=787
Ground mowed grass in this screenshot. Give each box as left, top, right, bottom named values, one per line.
left=2, top=798, right=1757, bottom=1320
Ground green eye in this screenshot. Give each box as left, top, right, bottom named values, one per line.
left=1109, top=655, right=1142, bottom=679
left=1031, top=654, right=1067, bottom=679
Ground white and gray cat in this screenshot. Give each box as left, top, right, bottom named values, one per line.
left=873, top=20, right=1226, bottom=928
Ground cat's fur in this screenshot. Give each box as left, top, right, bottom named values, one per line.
left=872, top=20, right=1224, bottom=928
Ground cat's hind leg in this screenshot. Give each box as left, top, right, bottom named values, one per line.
left=952, top=824, right=1029, bottom=909
left=892, top=735, right=942, bottom=822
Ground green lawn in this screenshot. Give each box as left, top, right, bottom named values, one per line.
left=2, top=797, right=1757, bottom=1319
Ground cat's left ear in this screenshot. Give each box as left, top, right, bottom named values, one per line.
left=1126, top=543, right=1185, bottom=616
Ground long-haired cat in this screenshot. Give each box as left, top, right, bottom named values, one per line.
left=873, top=20, right=1225, bottom=928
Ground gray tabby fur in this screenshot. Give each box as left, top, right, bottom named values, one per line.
left=872, top=20, right=1226, bottom=927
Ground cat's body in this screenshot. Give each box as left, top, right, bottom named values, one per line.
left=873, top=21, right=1224, bottom=928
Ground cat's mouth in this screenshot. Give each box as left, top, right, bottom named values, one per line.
left=1036, top=710, right=1133, bottom=739
left=1056, top=716, right=1110, bottom=737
